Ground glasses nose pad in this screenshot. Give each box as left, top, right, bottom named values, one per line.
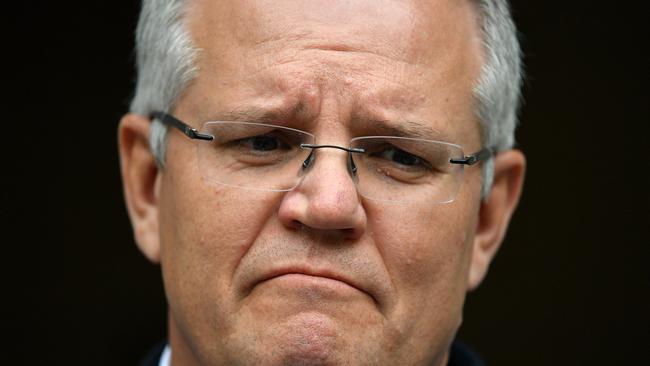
left=299, top=146, right=359, bottom=178
left=302, top=150, right=315, bottom=170
left=348, top=153, right=358, bottom=176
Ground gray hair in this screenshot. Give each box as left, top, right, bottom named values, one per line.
left=129, top=0, right=523, bottom=197
left=129, top=0, right=198, bottom=162
left=471, top=0, right=523, bottom=196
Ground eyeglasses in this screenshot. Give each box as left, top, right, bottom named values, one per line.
left=151, top=112, right=494, bottom=204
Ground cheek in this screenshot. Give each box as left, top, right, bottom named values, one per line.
left=368, top=201, right=475, bottom=314
left=158, top=152, right=282, bottom=333
left=161, top=186, right=277, bottom=281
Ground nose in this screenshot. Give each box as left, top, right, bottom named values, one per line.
left=278, top=148, right=367, bottom=239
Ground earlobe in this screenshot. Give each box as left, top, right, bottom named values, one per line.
left=118, top=113, right=162, bottom=263
left=468, top=149, right=526, bottom=290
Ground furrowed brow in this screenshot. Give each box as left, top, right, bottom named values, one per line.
left=361, top=118, right=450, bottom=142
left=205, top=103, right=312, bottom=125
left=203, top=107, right=447, bottom=141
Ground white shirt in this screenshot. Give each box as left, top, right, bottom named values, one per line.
left=158, top=345, right=171, bottom=366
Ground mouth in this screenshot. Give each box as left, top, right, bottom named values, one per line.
left=255, top=267, right=377, bottom=303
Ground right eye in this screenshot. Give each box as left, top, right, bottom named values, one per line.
left=221, top=132, right=299, bottom=166
left=235, top=135, right=289, bottom=152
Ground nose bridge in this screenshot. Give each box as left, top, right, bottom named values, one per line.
left=278, top=144, right=366, bottom=237
left=300, top=143, right=359, bottom=175
left=300, top=146, right=357, bottom=195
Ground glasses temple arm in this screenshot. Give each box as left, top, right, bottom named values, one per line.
left=449, top=147, right=495, bottom=165
left=150, top=111, right=214, bottom=141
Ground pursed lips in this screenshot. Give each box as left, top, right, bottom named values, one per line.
left=254, top=266, right=378, bottom=304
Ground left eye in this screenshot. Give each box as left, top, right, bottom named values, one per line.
left=372, top=147, right=427, bottom=167
left=249, top=136, right=279, bottom=151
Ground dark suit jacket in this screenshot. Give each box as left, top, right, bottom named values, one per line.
left=139, top=340, right=486, bottom=366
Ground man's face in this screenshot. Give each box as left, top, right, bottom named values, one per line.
left=142, top=0, right=496, bottom=364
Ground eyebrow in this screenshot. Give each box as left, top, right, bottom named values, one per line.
left=356, top=117, right=451, bottom=142
left=205, top=104, right=312, bottom=125
left=202, top=107, right=448, bottom=141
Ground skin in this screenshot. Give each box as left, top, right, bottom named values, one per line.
left=119, top=0, right=526, bottom=365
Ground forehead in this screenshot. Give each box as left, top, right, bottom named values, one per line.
left=190, top=0, right=474, bottom=54
left=182, top=0, right=483, bottom=141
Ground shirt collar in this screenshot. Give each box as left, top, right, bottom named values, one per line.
left=158, top=344, right=171, bottom=366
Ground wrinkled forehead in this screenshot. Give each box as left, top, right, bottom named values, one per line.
left=186, top=0, right=482, bottom=70
left=181, top=0, right=483, bottom=145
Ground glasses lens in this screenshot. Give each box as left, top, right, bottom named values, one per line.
left=197, top=122, right=314, bottom=191
left=350, top=137, right=465, bottom=203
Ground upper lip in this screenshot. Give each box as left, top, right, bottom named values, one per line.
left=255, top=265, right=376, bottom=302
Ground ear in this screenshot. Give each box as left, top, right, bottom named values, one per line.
left=118, top=113, right=162, bottom=263
left=467, top=149, right=526, bottom=290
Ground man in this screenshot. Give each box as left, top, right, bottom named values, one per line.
left=118, top=0, right=525, bottom=365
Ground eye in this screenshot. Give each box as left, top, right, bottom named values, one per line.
left=236, top=134, right=291, bottom=152
left=248, top=135, right=278, bottom=151
left=371, top=146, right=428, bottom=168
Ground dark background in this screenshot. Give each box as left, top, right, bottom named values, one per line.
left=20, top=0, right=649, bottom=365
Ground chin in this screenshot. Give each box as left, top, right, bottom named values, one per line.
left=227, top=311, right=381, bottom=366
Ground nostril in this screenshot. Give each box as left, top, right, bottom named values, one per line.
left=290, top=220, right=303, bottom=230
left=343, top=228, right=355, bottom=235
